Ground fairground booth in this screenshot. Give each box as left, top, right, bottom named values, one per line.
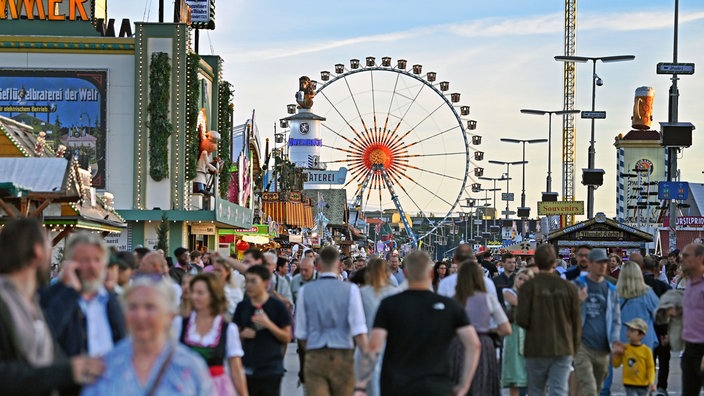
left=546, top=212, right=654, bottom=259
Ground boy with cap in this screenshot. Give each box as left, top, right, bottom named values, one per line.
left=613, top=318, right=656, bottom=396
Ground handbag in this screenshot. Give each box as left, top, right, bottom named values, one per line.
left=144, top=345, right=176, bottom=396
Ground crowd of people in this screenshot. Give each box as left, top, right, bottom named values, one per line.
left=0, top=216, right=703, bottom=396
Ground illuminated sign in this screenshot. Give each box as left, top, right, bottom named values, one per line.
left=0, top=69, right=107, bottom=188
left=289, top=138, right=322, bottom=147
left=1, top=0, right=91, bottom=21
left=185, top=0, right=215, bottom=29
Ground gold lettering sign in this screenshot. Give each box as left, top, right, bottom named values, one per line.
left=537, top=201, right=585, bottom=215
left=1, top=0, right=89, bottom=21
left=576, top=231, right=623, bottom=240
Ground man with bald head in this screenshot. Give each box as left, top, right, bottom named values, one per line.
left=138, top=252, right=169, bottom=276
left=290, top=256, right=319, bottom=385
left=137, top=252, right=182, bottom=302
left=355, top=250, right=480, bottom=396
left=291, top=257, right=317, bottom=303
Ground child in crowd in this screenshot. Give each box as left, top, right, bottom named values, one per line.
left=613, top=318, right=656, bottom=396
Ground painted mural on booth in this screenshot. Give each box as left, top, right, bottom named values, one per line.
left=0, top=70, right=107, bottom=188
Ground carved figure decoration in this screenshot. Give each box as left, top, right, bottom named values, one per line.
left=295, top=76, right=315, bottom=109
left=193, top=108, right=224, bottom=195
left=631, top=86, right=654, bottom=130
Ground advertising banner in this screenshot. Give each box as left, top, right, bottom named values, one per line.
left=663, top=216, right=704, bottom=228
left=0, top=70, right=107, bottom=188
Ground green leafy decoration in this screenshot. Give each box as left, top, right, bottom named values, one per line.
left=148, top=52, right=173, bottom=181
left=185, top=53, right=201, bottom=181
left=218, top=80, right=234, bottom=199
left=156, top=212, right=169, bottom=251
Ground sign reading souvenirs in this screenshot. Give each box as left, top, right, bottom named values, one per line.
left=537, top=201, right=585, bottom=216
left=1, top=0, right=93, bottom=20
left=0, top=70, right=107, bottom=188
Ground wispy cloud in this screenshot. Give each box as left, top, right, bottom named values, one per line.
left=228, top=9, right=704, bottom=61
left=581, top=10, right=704, bottom=31
left=224, top=26, right=435, bottom=61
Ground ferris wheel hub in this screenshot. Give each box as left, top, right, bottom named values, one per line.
left=363, top=143, right=394, bottom=170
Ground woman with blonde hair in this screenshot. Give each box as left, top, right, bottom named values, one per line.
left=616, top=261, right=659, bottom=349
left=455, top=261, right=511, bottom=396
left=501, top=268, right=534, bottom=396
left=600, top=261, right=660, bottom=395
left=356, top=257, right=398, bottom=396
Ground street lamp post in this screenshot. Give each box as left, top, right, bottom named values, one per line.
left=488, top=160, right=527, bottom=219
left=555, top=54, right=635, bottom=218
left=520, top=109, right=581, bottom=196
left=499, top=139, right=547, bottom=219
left=479, top=188, right=499, bottom=230
left=479, top=175, right=511, bottom=217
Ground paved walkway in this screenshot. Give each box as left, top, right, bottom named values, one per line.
left=280, top=345, right=686, bottom=396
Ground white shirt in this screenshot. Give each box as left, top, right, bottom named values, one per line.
left=294, top=272, right=367, bottom=340
left=437, top=272, right=498, bottom=298
left=171, top=313, right=244, bottom=359
left=78, top=288, right=114, bottom=357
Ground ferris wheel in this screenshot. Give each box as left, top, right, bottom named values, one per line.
left=300, top=57, right=483, bottom=246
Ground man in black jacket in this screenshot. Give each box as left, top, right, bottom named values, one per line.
left=40, top=233, right=126, bottom=358
left=493, top=252, right=517, bottom=305
left=642, top=256, right=672, bottom=395
left=0, top=218, right=103, bottom=396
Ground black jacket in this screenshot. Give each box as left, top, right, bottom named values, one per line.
left=0, top=291, right=76, bottom=396
left=643, top=272, right=671, bottom=336
left=643, top=272, right=671, bottom=298
left=39, top=283, right=126, bottom=357
left=493, top=272, right=515, bottom=306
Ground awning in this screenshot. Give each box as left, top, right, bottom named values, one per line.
left=118, top=198, right=252, bottom=229
left=262, top=201, right=314, bottom=228
left=45, top=218, right=124, bottom=233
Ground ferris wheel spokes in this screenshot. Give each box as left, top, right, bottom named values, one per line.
left=304, top=58, right=475, bottom=244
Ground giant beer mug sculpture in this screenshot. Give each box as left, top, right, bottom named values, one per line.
left=631, top=86, right=654, bottom=130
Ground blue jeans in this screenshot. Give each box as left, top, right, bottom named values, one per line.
left=525, top=356, right=573, bottom=396
left=624, top=385, right=649, bottom=396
